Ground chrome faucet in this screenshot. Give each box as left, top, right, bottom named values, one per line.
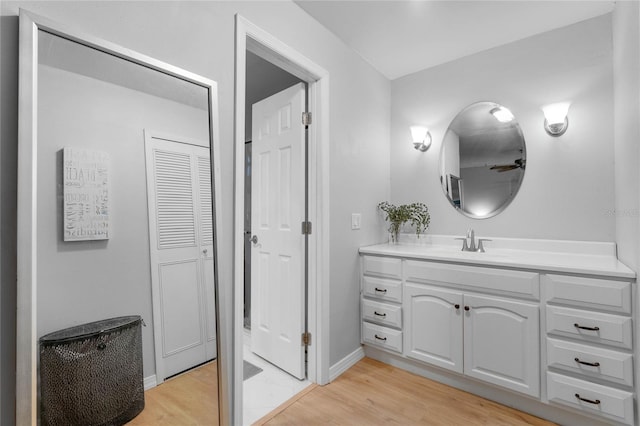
left=455, top=228, right=491, bottom=252
left=467, top=228, right=476, bottom=251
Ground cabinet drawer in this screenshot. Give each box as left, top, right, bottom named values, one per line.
left=362, top=299, right=402, bottom=328
left=362, top=276, right=402, bottom=303
left=362, top=255, right=401, bottom=279
left=545, top=274, right=631, bottom=314
left=362, top=322, right=402, bottom=353
left=546, top=372, right=634, bottom=425
left=547, top=338, right=633, bottom=387
left=546, top=306, right=632, bottom=349
left=404, top=260, right=539, bottom=300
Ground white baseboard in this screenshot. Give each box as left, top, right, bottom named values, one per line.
left=144, top=374, right=157, bottom=391
left=329, top=345, right=365, bottom=382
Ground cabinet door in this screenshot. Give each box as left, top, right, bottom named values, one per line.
left=464, top=294, right=540, bottom=397
left=404, top=284, right=463, bottom=373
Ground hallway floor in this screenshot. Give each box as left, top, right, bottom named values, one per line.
left=243, top=329, right=312, bottom=425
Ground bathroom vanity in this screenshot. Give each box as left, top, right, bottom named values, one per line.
left=360, top=236, right=636, bottom=425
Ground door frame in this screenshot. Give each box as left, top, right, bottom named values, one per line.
left=143, top=129, right=214, bottom=384
left=234, top=14, right=330, bottom=424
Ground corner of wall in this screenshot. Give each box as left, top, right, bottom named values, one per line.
left=612, top=0, right=640, bottom=272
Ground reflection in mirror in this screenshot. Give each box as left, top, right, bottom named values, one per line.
left=440, top=102, right=526, bottom=219
left=18, top=13, right=222, bottom=425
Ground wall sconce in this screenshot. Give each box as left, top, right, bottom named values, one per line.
left=410, top=126, right=431, bottom=152
left=542, top=102, right=570, bottom=136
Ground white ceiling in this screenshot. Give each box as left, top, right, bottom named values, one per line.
left=295, top=0, right=615, bottom=80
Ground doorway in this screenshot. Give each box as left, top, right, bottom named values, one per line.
left=234, top=14, right=331, bottom=425
left=243, top=52, right=305, bottom=333
left=243, top=55, right=309, bottom=425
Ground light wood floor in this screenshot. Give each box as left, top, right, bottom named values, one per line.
left=257, top=358, right=555, bottom=426
left=126, top=361, right=218, bottom=425
left=127, top=357, right=556, bottom=425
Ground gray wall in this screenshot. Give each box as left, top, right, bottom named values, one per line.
left=391, top=14, right=615, bottom=242
left=613, top=1, right=640, bottom=272
left=0, top=2, right=390, bottom=423
left=612, top=4, right=640, bottom=418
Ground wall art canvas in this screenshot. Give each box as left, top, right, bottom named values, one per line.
left=63, top=147, right=111, bottom=241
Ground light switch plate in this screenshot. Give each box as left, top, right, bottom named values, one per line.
left=351, top=213, right=361, bottom=230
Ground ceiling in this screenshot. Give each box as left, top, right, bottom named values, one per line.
left=294, top=0, right=615, bottom=80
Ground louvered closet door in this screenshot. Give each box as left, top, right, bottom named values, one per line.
left=145, top=133, right=216, bottom=381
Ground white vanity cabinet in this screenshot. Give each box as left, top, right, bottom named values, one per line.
left=543, top=274, right=635, bottom=425
left=403, top=276, right=540, bottom=397
left=360, top=256, right=403, bottom=353
left=359, top=242, right=636, bottom=426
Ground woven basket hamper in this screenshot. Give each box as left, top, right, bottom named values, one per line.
left=39, top=316, right=144, bottom=426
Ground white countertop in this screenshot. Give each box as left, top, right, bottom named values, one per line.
left=359, top=234, right=636, bottom=279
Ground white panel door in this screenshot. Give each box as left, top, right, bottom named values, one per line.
left=251, top=83, right=306, bottom=379
left=145, top=134, right=216, bottom=381
left=463, top=294, right=540, bottom=397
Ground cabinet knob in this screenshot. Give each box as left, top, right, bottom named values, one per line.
left=464, top=306, right=470, bottom=311
left=454, top=304, right=460, bottom=309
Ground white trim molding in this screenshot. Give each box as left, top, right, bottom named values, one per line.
left=143, top=375, right=158, bottom=391
left=329, top=346, right=365, bottom=382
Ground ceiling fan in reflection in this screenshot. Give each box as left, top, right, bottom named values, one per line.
left=490, top=158, right=526, bottom=172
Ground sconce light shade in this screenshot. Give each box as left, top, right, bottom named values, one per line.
left=410, top=125, right=431, bottom=152
left=542, top=102, right=570, bottom=136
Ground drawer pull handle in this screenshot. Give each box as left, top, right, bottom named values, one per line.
left=374, top=311, right=387, bottom=317
left=454, top=304, right=460, bottom=309
left=374, top=334, right=387, bottom=341
left=374, top=288, right=388, bottom=293
left=575, top=394, right=601, bottom=405
left=574, top=323, right=600, bottom=331
left=574, top=357, right=600, bottom=367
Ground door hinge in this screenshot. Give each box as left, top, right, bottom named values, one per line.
left=302, top=332, right=312, bottom=346
left=301, top=221, right=312, bottom=235
left=302, top=112, right=312, bottom=126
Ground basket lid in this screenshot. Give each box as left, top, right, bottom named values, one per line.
left=39, top=315, right=141, bottom=345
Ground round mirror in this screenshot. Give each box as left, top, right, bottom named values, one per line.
left=440, top=101, right=526, bottom=219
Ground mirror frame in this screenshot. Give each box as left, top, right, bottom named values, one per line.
left=439, top=101, right=526, bottom=219
left=17, top=10, right=229, bottom=425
